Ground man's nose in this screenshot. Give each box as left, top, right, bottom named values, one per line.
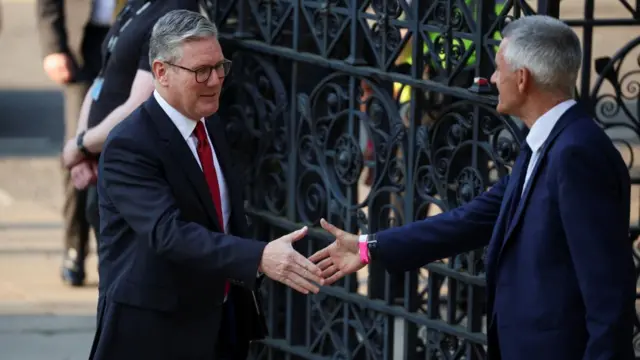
left=208, top=73, right=222, bottom=86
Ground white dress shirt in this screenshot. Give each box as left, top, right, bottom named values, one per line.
left=91, top=0, right=116, bottom=26
left=154, top=91, right=231, bottom=234
left=522, top=99, right=577, bottom=192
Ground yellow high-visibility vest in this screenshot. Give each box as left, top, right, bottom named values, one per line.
left=113, top=0, right=128, bottom=20
left=394, top=3, right=506, bottom=103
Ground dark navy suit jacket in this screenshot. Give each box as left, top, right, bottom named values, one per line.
left=375, top=104, right=636, bottom=360
left=89, top=96, right=268, bottom=360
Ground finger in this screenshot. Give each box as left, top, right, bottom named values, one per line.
left=290, top=252, right=324, bottom=282
left=317, top=257, right=333, bottom=271
left=58, top=67, right=71, bottom=82
left=321, top=264, right=339, bottom=279
left=78, top=171, right=91, bottom=185
left=283, top=278, right=309, bottom=295
left=308, top=247, right=330, bottom=263
left=289, top=258, right=324, bottom=286
left=63, top=155, right=78, bottom=168
left=71, top=171, right=82, bottom=186
left=286, top=272, right=320, bottom=294
left=320, top=218, right=343, bottom=238
left=84, top=170, right=93, bottom=180
left=324, top=270, right=345, bottom=286
left=71, top=178, right=82, bottom=189
left=54, top=71, right=70, bottom=84
left=294, top=267, right=324, bottom=287
left=283, top=226, right=308, bottom=244
left=73, top=179, right=86, bottom=190
left=73, top=173, right=88, bottom=188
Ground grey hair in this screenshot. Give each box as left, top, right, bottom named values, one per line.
left=149, top=10, right=218, bottom=68
left=501, top=15, right=582, bottom=96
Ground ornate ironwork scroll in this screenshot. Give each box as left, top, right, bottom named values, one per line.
left=203, top=0, right=640, bottom=358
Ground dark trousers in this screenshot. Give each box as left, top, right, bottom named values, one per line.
left=86, top=184, right=100, bottom=240
left=217, top=293, right=238, bottom=360
left=62, top=82, right=91, bottom=257
left=62, top=24, right=109, bottom=257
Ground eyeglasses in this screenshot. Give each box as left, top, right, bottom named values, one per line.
left=165, top=59, right=232, bottom=83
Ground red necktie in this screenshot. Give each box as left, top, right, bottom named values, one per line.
left=193, top=121, right=230, bottom=296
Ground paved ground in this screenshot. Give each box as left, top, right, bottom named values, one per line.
left=0, top=1, right=98, bottom=359
left=0, top=0, right=637, bottom=359
left=0, top=228, right=98, bottom=360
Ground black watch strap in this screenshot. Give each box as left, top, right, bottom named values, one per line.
left=76, top=130, right=93, bottom=157
left=367, top=233, right=378, bottom=261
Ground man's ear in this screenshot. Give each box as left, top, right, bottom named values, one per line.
left=517, top=67, right=532, bottom=94
left=152, top=60, right=169, bottom=86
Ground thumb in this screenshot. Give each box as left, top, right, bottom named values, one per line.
left=320, top=218, right=343, bottom=238
left=285, top=226, right=308, bottom=243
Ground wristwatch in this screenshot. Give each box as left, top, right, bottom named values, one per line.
left=358, top=233, right=378, bottom=264
left=76, top=130, right=93, bottom=157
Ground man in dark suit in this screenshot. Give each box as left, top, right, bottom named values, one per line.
left=36, top=0, right=113, bottom=286
left=310, top=15, right=636, bottom=360
left=89, top=10, right=324, bottom=360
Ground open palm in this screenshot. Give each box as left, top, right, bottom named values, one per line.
left=309, top=219, right=366, bottom=286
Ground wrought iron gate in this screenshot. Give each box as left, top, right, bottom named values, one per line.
left=205, top=0, right=640, bottom=358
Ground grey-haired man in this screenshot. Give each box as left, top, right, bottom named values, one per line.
left=89, top=10, right=324, bottom=360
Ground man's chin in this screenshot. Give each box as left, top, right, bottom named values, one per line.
left=495, top=102, right=509, bottom=115
left=198, top=101, right=219, bottom=118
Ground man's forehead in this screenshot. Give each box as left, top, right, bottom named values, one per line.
left=180, top=38, right=224, bottom=62
left=495, top=39, right=508, bottom=63
left=498, top=38, right=510, bottom=53
left=182, top=37, right=221, bottom=51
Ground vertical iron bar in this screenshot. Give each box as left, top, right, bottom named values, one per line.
left=579, top=0, right=594, bottom=102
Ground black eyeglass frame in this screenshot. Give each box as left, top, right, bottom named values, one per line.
left=164, top=59, right=232, bottom=83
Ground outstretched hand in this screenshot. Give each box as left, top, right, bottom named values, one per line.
left=308, top=218, right=366, bottom=286
left=259, top=226, right=325, bottom=294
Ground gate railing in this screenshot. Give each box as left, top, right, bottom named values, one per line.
left=204, top=0, right=640, bottom=358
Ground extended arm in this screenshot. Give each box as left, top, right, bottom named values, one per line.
left=74, top=83, right=95, bottom=136
left=375, top=175, right=508, bottom=272
left=556, top=145, right=635, bottom=360
left=101, top=135, right=266, bottom=289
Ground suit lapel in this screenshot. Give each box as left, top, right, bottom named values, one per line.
left=484, top=149, right=528, bottom=270
left=143, top=97, right=222, bottom=230
left=499, top=150, right=540, bottom=255
left=498, top=104, right=582, bottom=258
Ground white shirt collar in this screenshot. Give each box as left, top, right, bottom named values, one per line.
left=526, top=99, right=576, bottom=153
left=153, top=90, right=203, bottom=140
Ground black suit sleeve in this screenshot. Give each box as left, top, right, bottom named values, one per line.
left=100, top=135, right=267, bottom=290
left=36, top=0, right=68, bottom=57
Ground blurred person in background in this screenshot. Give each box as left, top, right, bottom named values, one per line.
left=59, top=0, right=206, bottom=287
left=36, top=0, right=115, bottom=287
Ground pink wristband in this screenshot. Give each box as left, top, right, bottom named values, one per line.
left=359, top=237, right=370, bottom=264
